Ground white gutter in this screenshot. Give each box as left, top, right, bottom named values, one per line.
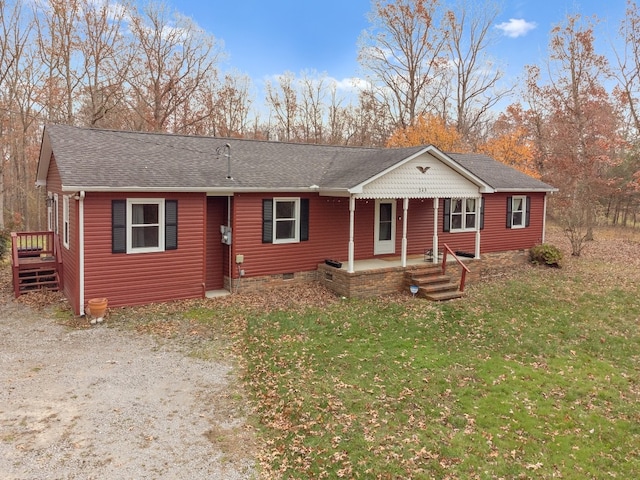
left=78, top=191, right=85, bottom=315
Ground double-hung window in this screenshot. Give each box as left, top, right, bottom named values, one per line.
left=447, top=198, right=478, bottom=232
left=112, top=199, right=178, bottom=254
left=130, top=199, right=163, bottom=252
left=507, top=196, right=530, bottom=229
left=262, top=198, right=310, bottom=244
left=274, top=198, right=299, bottom=243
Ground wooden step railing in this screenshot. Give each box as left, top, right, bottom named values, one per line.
left=11, top=231, right=64, bottom=297
left=441, top=243, right=471, bottom=292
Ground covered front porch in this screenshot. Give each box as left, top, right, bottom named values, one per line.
left=318, top=246, right=472, bottom=301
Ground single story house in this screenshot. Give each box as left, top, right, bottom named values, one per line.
left=32, top=124, right=555, bottom=314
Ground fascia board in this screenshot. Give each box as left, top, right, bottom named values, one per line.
left=35, top=130, right=52, bottom=187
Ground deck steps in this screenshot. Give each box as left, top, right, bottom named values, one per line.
left=405, top=265, right=464, bottom=301
left=16, top=267, right=61, bottom=294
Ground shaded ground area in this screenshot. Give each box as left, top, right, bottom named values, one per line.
left=0, top=270, right=256, bottom=480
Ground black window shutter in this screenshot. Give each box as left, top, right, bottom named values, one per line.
left=506, top=196, right=513, bottom=228
left=443, top=198, right=451, bottom=232
left=300, top=198, right=309, bottom=241
left=165, top=200, right=178, bottom=250
left=262, top=199, right=273, bottom=243
left=480, top=197, right=485, bottom=230
left=525, top=196, right=531, bottom=227
left=112, top=200, right=126, bottom=253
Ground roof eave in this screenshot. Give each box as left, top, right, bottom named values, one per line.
left=350, top=145, right=495, bottom=194
left=494, top=187, right=559, bottom=193
left=35, top=129, right=52, bottom=188
left=61, top=185, right=345, bottom=194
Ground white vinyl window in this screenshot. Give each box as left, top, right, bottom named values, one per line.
left=127, top=199, right=164, bottom=253
left=273, top=198, right=300, bottom=244
left=510, top=196, right=527, bottom=229
left=62, top=195, right=70, bottom=249
left=450, top=198, right=477, bottom=232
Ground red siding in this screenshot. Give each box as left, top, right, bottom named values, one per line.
left=206, top=196, right=227, bottom=289
left=83, top=192, right=206, bottom=310
left=438, top=193, right=546, bottom=254
left=479, top=192, right=546, bottom=253
left=231, top=196, right=439, bottom=278
left=405, top=198, right=435, bottom=255
left=232, top=193, right=351, bottom=277
left=47, top=155, right=82, bottom=314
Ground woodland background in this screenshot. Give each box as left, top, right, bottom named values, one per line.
left=1, top=0, right=639, bottom=253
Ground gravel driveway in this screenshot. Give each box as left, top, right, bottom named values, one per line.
left=0, top=295, right=256, bottom=479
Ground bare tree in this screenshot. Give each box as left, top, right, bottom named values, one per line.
left=33, top=0, right=82, bottom=124
left=297, top=71, right=327, bottom=143
left=76, top=0, right=133, bottom=128
left=443, top=0, right=510, bottom=147
left=358, top=0, right=447, bottom=129
left=210, top=72, right=253, bottom=137
left=126, top=2, right=223, bottom=132
left=265, top=72, right=299, bottom=141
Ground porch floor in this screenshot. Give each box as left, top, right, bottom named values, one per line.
left=337, top=254, right=463, bottom=272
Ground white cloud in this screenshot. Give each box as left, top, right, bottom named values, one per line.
left=495, top=18, right=537, bottom=38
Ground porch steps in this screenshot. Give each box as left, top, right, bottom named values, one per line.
left=16, top=267, right=61, bottom=294
left=405, top=265, right=464, bottom=301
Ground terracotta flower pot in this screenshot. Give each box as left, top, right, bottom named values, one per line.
left=87, top=297, right=108, bottom=323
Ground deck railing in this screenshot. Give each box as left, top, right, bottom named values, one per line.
left=441, top=243, right=471, bottom=292
left=11, top=231, right=64, bottom=297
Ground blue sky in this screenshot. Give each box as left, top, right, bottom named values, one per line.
left=170, top=0, right=627, bottom=90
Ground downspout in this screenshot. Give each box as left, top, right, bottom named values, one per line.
left=78, top=191, right=85, bottom=315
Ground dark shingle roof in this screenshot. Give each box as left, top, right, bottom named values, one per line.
left=40, top=125, right=555, bottom=193
left=447, top=152, right=555, bottom=192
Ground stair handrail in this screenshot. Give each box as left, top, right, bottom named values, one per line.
left=53, top=233, right=64, bottom=290
left=441, top=243, right=471, bottom=292
left=10, top=232, right=20, bottom=297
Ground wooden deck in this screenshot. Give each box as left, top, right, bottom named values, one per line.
left=11, top=231, right=63, bottom=297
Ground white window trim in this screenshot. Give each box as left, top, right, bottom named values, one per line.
left=126, top=198, right=165, bottom=253
left=62, top=195, right=70, bottom=249
left=47, top=192, right=53, bottom=231
left=273, top=197, right=300, bottom=244
left=53, top=193, right=59, bottom=234
left=510, top=195, right=527, bottom=229
left=450, top=197, right=478, bottom=233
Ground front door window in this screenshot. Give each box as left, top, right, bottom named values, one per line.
left=374, top=200, right=396, bottom=255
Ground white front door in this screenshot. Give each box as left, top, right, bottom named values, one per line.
left=374, top=199, right=396, bottom=255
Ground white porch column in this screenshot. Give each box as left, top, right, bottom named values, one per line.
left=432, top=198, right=439, bottom=264
left=348, top=195, right=355, bottom=273
left=542, top=193, right=548, bottom=243
left=401, top=197, right=409, bottom=267
left=475, top=197, right=481, bottom=259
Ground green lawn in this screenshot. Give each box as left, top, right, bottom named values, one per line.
left=107, top=229, right=640, bottom=479
left=238, top=264, right=640, bottom=479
